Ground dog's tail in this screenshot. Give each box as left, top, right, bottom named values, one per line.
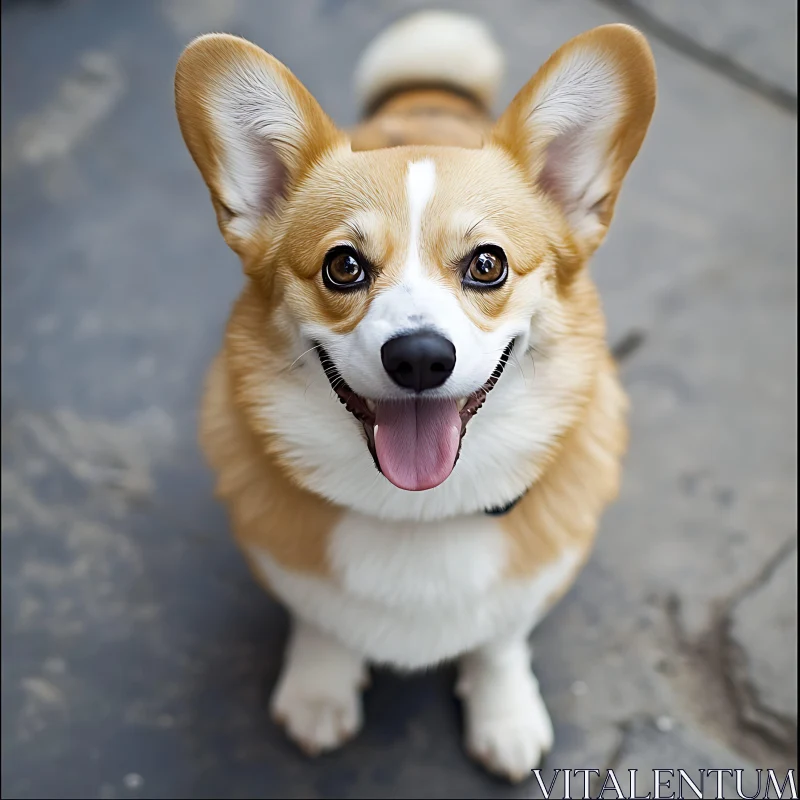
left=354, top=10, right=505, bottom=118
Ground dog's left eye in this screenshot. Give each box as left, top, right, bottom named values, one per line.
left=463, top=247, right=508, bottom=289
left=323, top=247, right=368, bottom=290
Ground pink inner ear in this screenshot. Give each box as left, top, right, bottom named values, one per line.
left=537, top=126, right=592, bottom=218
left=227, top=129, right=291, bottom=222
left=256, top=139, right=289, bottom=216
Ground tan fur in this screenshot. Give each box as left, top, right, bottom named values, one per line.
left=200, top=297, right=339, bottom=576
left=178, top=24, right=654, bottom=589
left=501, top=347, right=629, bottom=583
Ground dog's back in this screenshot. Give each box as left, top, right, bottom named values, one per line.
left=349, top=11, right=504, bottom=151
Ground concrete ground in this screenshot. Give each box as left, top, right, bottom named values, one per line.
left=1, top=1, right=796, bottom=798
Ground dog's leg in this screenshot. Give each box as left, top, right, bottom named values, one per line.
left=456, top=633, right=553, bottom=783
left=270, top=616, right=368, bottom=755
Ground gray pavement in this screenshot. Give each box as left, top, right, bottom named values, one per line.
left=1, top=1, right=796, bottom=798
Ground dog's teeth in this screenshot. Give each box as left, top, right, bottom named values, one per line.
left=374, top=425, right=379, bottom=437
left=366, top=399, right=376, bottom=413
left=457, top=397, right=468, bottom=411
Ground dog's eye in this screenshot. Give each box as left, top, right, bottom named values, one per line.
left=323, top=248, right=367, bottom=290
left=464, top=247, right=508, bottom=288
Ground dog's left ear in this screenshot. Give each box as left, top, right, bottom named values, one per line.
left=492, top=24, right=656, bottom=255
left=175, top=34, right=345, bottom=258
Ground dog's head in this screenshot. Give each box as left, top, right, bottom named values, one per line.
left=176, top=26, right=655, bottom=500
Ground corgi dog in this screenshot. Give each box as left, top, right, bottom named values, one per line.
left=174, top=10, right=656, bottom=783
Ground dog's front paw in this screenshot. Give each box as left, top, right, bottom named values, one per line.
left=463, top=693, right=553, bottom=783
left=457, top=642, right=554, bottom=783
left=270, top=679, right=362, bottom=756
left=270, top=619, right=367, bottom=756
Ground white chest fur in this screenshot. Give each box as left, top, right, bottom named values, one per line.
left=247, top=510, right=581, bottom=670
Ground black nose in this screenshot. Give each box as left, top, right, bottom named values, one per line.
left=381, top=331, right=456, bottom=392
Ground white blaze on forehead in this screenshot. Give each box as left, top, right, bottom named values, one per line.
left=405, top=159, right=436, bottom=278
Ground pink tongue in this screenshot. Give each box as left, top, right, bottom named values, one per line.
left=374, top=399, right=461, bottom=491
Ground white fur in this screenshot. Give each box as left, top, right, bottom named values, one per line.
left=262, top=521, right=573, bottom=763
left=327, top=509, right=508, bottom=612
left=270, top=617, right=367, bottom=754
left=457, top=636, right=554, bottom=782
left=405, top=159, right=436, bottom=280
left=247, top=516, right=581, bottom=669
left=354, top=10, right=505, bottom=112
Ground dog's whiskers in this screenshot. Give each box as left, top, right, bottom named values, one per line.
left=289, top=343, right=321, bottom=371
left=526, top=348, right=537, bottom=379
left=303, top=376, right=319, bottom=400
left=510, top=350, right=527, bottom=386
left=364, top=468, right=383, bottom=493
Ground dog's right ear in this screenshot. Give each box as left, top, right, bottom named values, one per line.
left=175, top=34, right=345, bottom=258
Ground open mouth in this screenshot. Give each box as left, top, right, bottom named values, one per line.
left=316, top=340, right=514, bottom=492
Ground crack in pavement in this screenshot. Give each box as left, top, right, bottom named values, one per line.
left=725, top=535, right=797, bottom=613
left=723, top=536, right=798, bottom=751
left=611, top=329, right=647, bottom=364
left=594, top=0, right=797, bottom=114
left=589, top=718, right=632, bottom=797
left=660, top=536, right=798, bottom=769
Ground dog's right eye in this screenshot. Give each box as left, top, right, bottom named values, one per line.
left=323, top=248, right=368, bottom=290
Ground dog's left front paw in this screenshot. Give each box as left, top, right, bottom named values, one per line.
left=457, top=641, right=554, bottom=783
left=462, top=694, right=553, bottom=783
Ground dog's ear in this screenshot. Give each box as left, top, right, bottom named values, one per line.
left=492, top=24, right=656, bottom=255
left=175, top=34, right=345, bottom=256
